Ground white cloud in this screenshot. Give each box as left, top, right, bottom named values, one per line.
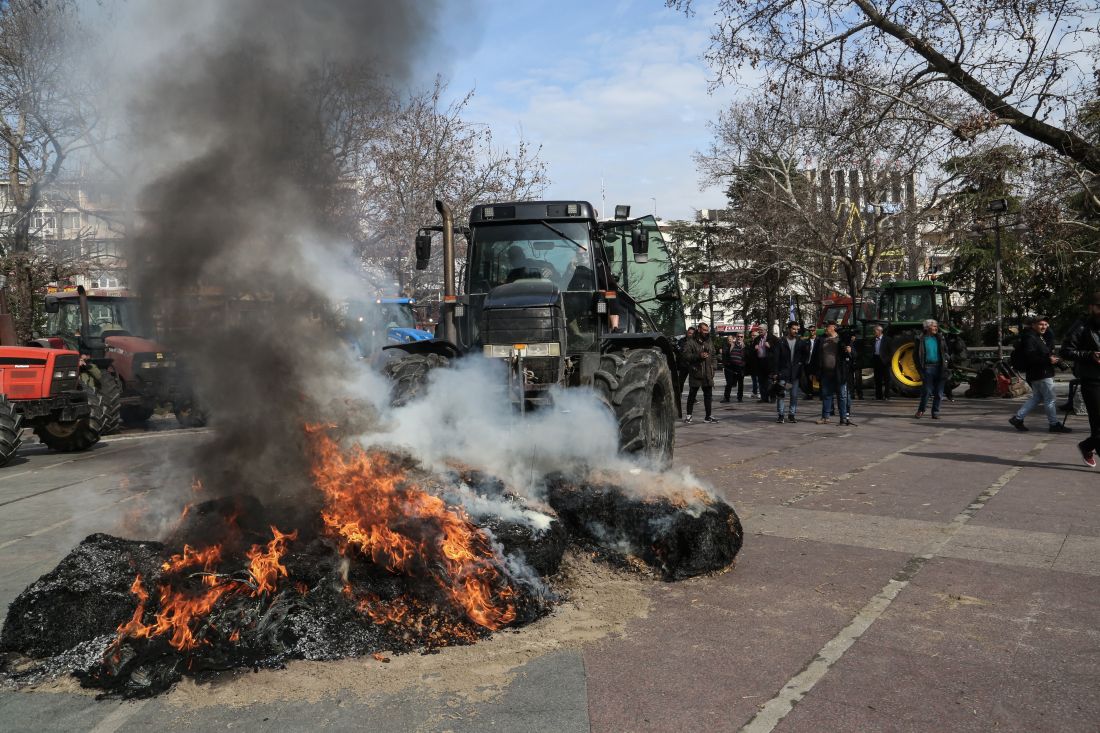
left=450, top=7, right=750, bottom=220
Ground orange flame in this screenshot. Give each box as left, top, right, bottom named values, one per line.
left=308, top=428, right=516, bottom=633
left=246, top=526, right=298, bottom=596
left=114, top=526, right=297, bottom=652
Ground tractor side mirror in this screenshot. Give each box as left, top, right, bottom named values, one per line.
left=44, top=296, right=59, bottom=313
left=631, top=227, right=649, bottom=263
left=414, top=234, right=432, bottom=270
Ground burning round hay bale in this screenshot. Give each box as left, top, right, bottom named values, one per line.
left=0, top=432, right=741, bottom=699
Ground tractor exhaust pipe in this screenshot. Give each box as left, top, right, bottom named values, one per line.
left=0, top=281, right=16, bottom=346
left=436, top=199, right=457, bottom=345
left=77, top=285, right=92, bottom=343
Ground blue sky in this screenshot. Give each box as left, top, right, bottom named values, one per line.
left=440, top=0, right=733, bottom=222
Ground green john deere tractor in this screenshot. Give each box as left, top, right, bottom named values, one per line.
left=873, top=280, right=968, bottom=397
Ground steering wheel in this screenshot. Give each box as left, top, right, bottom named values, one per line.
left=532, top=260, right=559, bottom=281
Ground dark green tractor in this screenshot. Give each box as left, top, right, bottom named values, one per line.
left=382, top=200, right=685, bottom=467
left=872, top=280, right=967, bottom=397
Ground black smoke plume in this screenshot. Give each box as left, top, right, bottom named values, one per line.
left=119, top=1, right=438, bottom=502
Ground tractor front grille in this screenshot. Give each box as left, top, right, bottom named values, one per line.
left=482, top=305, right=566, bottom=388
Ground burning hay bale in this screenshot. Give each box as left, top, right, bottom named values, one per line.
left=0, top=436, right=742, bottom=699
left=545, top=473, right=743, bottom=581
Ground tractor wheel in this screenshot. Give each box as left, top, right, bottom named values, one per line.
left=34, top=391, right=104, bottom=453
left=593, top=348, right=676, bottom=469
left=382, top=353, right=451, bottom=406
left=121, top=405, right=156, bottom=425
left=174, top=402, right=208, bottom=428
left=0, top=396, right=23, bottom=467
left=96, top=372, right=122, bottom=435
left=885, top=333, right=923, bottom=398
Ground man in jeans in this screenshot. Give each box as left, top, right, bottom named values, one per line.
left=810, top=321, right=854, bottom=425
left=914, top=319, right=948, bottom=419
left=1062, top=292, right=1100, bottom=467
left=1009, top=316, right=1072, bottom=433
left=772, top=321, right=809, bottom=423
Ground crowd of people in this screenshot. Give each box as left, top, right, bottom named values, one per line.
left=674, top=291, right=1100, bottom=468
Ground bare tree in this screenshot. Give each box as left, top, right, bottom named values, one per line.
left=0, top=0, right=99, bottom=337
left=671, top=0, right=1100, bottom=175
left=357, top=79, right=549, bottom=298
left=698, top=83, right=961, bottom=312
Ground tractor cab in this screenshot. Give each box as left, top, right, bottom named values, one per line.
left=457, top=202, right=684, bottom=360
left=876, top=281, right=954, bottom=330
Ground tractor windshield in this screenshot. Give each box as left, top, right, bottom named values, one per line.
left=379, top=302, right=416, bottom=329
left=49, top=297, right=146, bottom=339
left=466, top=221, right=594, bottom=293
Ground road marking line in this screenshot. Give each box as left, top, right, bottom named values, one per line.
left=0, top=490, right=151, bottom=551
left=740, top=436, right=1052, bottom=733
left=782, top=428, right=955, bottom=506
left=0, top=474, right=107, bottom=508
left=88, top=699, right=150, bottom=733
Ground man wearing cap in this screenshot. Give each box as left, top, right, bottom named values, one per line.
left=1009, top=316, right=1072, bottom=434
left=1062, top=292, right=1100, bottom=467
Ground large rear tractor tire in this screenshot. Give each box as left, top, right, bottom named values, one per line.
left=594, top=348, right=676, bottom=469
left=382, top=353, right=451, bottom=407
left=97, top=372, right=122, bottom=435
left=0, top=396, right=23, bottom=467
left=34, top=391, right=104, bottom=453
left=885, top=333, right=922, bottom=398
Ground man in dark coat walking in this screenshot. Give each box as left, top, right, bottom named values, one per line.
left=1009, top=316, right=1072, bottom=433
left=1062, top=292, right=1100, bottom=467
left=772, top=321, right=810, bottom=423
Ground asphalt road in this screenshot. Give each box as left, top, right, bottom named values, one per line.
left=0, top=392, right=1097, bottom=732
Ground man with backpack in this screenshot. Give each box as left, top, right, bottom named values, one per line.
left=1009, top=316, right=1072, bottom=434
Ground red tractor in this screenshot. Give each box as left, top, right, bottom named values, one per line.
left=0, top=345, right=104, bottom=466
left=38, top=287, right=203, bottom=429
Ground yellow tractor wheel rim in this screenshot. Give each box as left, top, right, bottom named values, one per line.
left=891, top=342, right=923, bottom=388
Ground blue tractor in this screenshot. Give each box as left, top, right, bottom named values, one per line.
left=344, top=297, right=433, bottom=358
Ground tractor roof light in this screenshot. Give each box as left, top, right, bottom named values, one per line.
left=614, top=205, right=630, bottom=220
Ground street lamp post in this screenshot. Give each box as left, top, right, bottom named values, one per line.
left=985, top=198, right=1008, bottom=362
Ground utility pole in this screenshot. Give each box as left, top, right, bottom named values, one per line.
left=986, top=198, right=1007, bottom=362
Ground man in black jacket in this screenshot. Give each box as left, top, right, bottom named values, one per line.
left=810, top=321, right=855, bottom=425
left=1062, top=292, right=1100, bottom=467
left=1009, top=316, right=1072, bottom=433
left=772, top=321, right=810, bottom=423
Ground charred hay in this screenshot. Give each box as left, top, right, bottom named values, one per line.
left=546, top=475, right=743, bottom=580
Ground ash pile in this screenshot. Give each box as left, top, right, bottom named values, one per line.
left=0, top=437, right=741, bottom=699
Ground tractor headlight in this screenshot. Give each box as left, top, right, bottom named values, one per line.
left=141, top=362, right=157, bottom=368
left=482, top=343, right=559, bottom=358
left=523, top=343, right=560, bottom=357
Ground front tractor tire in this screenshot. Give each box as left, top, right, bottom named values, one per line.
left=34, top=391, right=104, bottom=453
left=0, top=396, right=23, bottom=467
left=885, top=333, right=923, bottom=398
left=594, top=348, right=676, bottom=469
left=382, top=353, right=451, bottom=407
